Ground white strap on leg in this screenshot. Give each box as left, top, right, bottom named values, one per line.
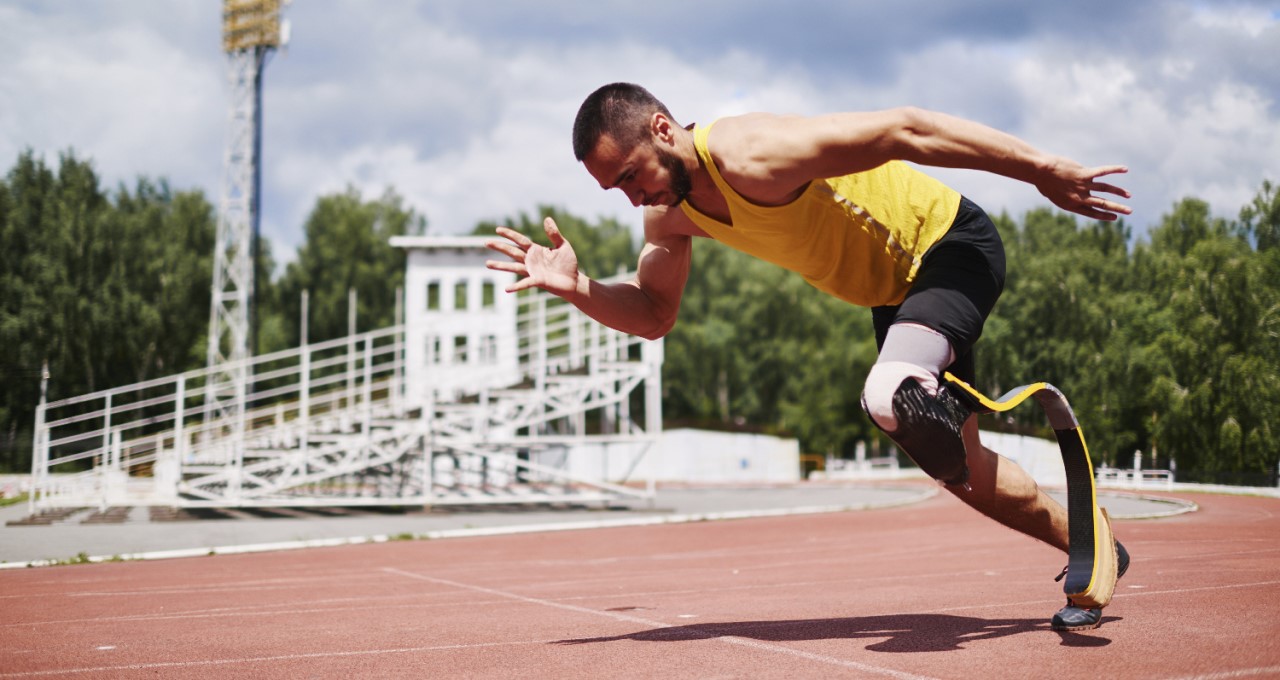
left=862, top=361, right=937, bottom=432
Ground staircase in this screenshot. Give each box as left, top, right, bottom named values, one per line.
left=28, top=281, right=662, bottom=510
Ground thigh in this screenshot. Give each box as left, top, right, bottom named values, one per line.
left=872, top=198, right=1005, bottom=383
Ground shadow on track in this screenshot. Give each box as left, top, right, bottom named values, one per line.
left=557, top=613, right=1116, bottom=652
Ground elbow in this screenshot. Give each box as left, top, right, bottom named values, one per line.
left=893, top=106, right=933, bottom=134
left=638, top=310, right=678, bottom=341
left=639, top=318, right=675, bottom=342
left=888, top=106, right=936, bottom=154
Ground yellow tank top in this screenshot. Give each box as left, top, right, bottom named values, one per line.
left=680, top=121, right=961, bottom=307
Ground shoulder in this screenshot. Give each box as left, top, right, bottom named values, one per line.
left=702, top=112, right=820, bottom=204
left=708, top=109, right=920, bottom=201
left=704, top=112, right=801, bottom=168
left=645, top=205, right=707, bottom=240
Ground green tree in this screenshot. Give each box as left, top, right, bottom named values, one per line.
left=271, top=187, right=424, bottom=348
left=0, top=151, right=216, bottom=472
left=1142, top=198, right=1280, bottom=480
left=1239, top=179, right=1279, bottom=252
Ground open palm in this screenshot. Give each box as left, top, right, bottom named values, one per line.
left=485, top=217, right=581, bottom=295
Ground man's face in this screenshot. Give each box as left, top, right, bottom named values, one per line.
left=654, top=143, right=693, bottom=208
left=584, top=133, right=691, bottom=209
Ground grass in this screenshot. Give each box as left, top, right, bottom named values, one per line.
left=0, top=493, right=29, bottom=508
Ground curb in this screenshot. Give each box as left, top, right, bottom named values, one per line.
left=1, top=486, right=938, bottom=570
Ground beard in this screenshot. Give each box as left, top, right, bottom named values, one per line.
left=655, top=144, right=693, bottom=207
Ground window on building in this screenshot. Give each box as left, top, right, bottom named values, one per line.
left=427, top=282, right=441, bottom=311
left=454, top=281, right=468, bottom=311
left=454, top=335, right=468, bottom=364
left=428, top=335, right=442, bottom=365
left=479, top=334, right=498, bottom=364
left=482, top=281, right=496, bottom=309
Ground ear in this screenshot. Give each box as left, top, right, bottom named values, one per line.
left=650, top=112, right=676, bottom=146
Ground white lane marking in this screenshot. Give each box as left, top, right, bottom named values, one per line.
left=925, top=579, right=1280, bottom=615
left=0, top=640, right=552, bottom=678
left=1162, top=667, right=1280, bottom=680
left=382, top=567, right=938, bottom=680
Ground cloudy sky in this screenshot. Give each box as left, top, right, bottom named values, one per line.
left=3, top=1, right=1278, bottom=266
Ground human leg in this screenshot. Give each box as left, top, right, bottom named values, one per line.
left=863, top=198, right=1071, bottom=550
left=952, top=414, right=1069, bottom=552
left=862, top=325, right=1071, bottom=551
left=862, top=323, right=971, bottom=487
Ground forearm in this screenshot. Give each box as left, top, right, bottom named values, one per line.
left=900, top=108, right=1132, bottom=220
left=564, top=275, right=676, bottom=341
left=895, top=108, right=1057, bottom=184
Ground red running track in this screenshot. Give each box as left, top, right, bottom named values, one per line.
left=1, top=489, right=1278, bottom=679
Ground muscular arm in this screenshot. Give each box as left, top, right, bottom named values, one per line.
left=486, top=208, right=693, bottom=341
left=718, top=108, right=1132, bottom=221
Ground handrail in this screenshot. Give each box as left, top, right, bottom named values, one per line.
left=31, top=275, right=661, bottom=509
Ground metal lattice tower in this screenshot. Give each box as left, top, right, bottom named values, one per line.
left=206, top=1, right=287, bottom=475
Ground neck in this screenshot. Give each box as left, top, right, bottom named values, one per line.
left=670, top=125, right=730, bottom=221
left=670, top=125, right=711, bottom=199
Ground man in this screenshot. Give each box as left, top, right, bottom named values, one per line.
left=485, top=82, right=1132, bottom=631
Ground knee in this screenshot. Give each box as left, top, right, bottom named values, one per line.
left=862, top=363, right=970, bottom=487
left=861, top=361, right=938, bottom=432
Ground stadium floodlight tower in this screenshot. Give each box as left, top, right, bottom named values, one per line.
left=206, top=0, right=289, bottom=483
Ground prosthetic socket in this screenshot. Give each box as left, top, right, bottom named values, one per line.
left=863, top=376, right=972, bottom=487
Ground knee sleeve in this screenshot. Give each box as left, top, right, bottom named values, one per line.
left=862, top=371, right=972, bottom=487
left=862, top=361, right=938, bottom=432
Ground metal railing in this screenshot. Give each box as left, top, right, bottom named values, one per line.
left=29, top=282, right=662, bottom=511
left=31, top=327, right=404, bottom=508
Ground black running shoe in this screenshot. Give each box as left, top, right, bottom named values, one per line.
left=1050, top=541, right=1130, bottom=632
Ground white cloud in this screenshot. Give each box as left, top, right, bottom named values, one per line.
left=0, top=4, right=223, bottom=194
left=3, top=0, right=1277, bottom=266
left=1191, top=2, right=1276, bottom=37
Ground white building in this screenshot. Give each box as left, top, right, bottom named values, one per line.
left=390, top=236, right=518, bottom=406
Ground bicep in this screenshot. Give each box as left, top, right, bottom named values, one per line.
left=720, top=111, right=914, bottom=192
left=631, top=210, right=694, bottom=333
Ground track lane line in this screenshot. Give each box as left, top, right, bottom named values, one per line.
left=382, top=567, right=938, bottom=680
left=0, top=639, right=555, bottom=678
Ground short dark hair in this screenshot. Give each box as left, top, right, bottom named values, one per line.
left=572, top=83, right=676, bottom=161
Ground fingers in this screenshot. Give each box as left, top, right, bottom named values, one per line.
left=1090, top=181, right=1131, bottom=199
left=1072, top=165, right=1132, bottom=219
left=1084, top=165, right=1131, bottom=196
left=485, top=259, right=526, bottom=275
left=1086, top=164, right=1128, bottom=178
left=485, top=238, right=525, bottom=262
left=543, top=216, right=564, bottom=249
left=1072, top=199, right=1131, bottom=221
left=494, top=225, right=531, bottom=244
left=1095, top=198, right=1133, bottom=216
left=505, top=276, right=541, bottom=294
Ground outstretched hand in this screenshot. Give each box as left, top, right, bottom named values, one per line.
left=1036, top=162, right=1133, bottom=222
left=485, top=217, right=581, bottom=296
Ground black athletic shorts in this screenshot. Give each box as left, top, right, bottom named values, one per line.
left=871, top=197, right=1006, bottom=384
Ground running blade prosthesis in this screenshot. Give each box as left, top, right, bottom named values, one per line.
left=941, top=373, right=1119, bottom=612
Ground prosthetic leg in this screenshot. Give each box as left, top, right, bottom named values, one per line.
left=940, top=373, right=1120, bottom=621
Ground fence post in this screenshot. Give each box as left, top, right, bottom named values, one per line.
left=348, top=287, right=357, bottom=412
left=395, top=285, right=404, bottom=418
left=643, top=338, right=664, bottom=500
left=300, top=342, right=311, bottom=453
left=174, top=375, right=187, bottom=465
left=535, top=296, right=547, bottom=438
left=29, top=361, right=49, bottom=515
left=364, top=335, right=374, bottom=444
